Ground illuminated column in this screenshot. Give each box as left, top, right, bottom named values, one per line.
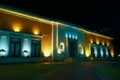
left=52, top=22, right=54, bottom=60
left=52, top=23, right=58, bottom=60
left=0, top=36, right=9, bottom=57
left=105, top=46, right=109, bottom=57
left=78, top=44, right=84, bottom=55
left=94, top=46, right=98, bottom=57
left=100, top=46, right=103, bottom=57
left=65, top=33, right=69, bottom=58
left=22, top=38, right=31, bottom=57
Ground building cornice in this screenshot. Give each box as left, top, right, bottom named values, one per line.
left=0, top=6, right=113, bottom=40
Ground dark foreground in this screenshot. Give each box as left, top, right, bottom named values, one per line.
left=40, top=62, right=103, bottom=80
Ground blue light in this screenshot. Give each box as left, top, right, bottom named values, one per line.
left=94, top=47, right=97, bottom=57
left=60, top=42, right=65, bottom=52
left=100, top=47, right=103, bottom=57
left=69, top=34, right=71, bottom=38
left=22, top=38, right=31, bottom=57
left=65, top=33, right=68, bottom=38
left=0, top=36, right=9, bottom=57
left=105, top=47, right=109, bottom=57
left=75, top=35, right=78, bottom=39
left=72, top=34, right=75, bottom=39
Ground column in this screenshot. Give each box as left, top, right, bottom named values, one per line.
left=22, top=38, right=31, bottom=57
left=0, top=36, right=9, bottom=57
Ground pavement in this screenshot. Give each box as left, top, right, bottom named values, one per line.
left=39, top=62, right=105, bottom=80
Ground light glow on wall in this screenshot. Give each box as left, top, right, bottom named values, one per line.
left=0, top=49, right=6, bottom=57
left=72, top=34, right=75, bottom=39
left=22, top=38, right=31, bottom=57
left=102, top=41, right=105, bottom=45
left=60, top=42, right=65, bottom=52
left=90, top=38, right=93, bottom=43
left=69, top=34, right=71, bottom=38
left=44, top=50, right=51, bottom=57
left=107, top=42, right=109, bottom=46
left=79, top=44, right=84, bottom=54
left=65, top=33, right=68, bottom=38
left=85, top=49, right=90, bottom=57
left=111, top=50, right=114, bottom=57
left=57, top=48, right=61, bottom=54
left=94, top=47, right=97, bottom=57
left=100, top=47, right=103, bottom=57
left=81, top=49, right=84, bottom=54
left=0, top=36, right=9, bottom=57
left=75, top=35, right=78, bottom=39
left=105, top=47, right=109, bottom=57
left=33, top=27, right=40, bottom=35
left=23, top=50, right=29, bottom=57
left=96, top=39, right=99, bottom=44
left=12, top=23, right=22, bottom=32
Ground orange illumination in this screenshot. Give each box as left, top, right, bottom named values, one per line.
left=33, top=27, right=40, bottom=35
left=96, top=39, right=99, bottom=44
left=102, top=41, right=105, bottom=45
left=107, top=42, right=109, bottom=46
left=85, top=49, right=90, bottom=57
left=12, top=23, right=21, bottom=32
left=81, top=49, right=84, bottom=54
left=90, top=38, right=93, bottom=43
left=44, top=50, right=50, bottom=57
left=58, top=48, right=61, bottom=54
left=111, top=50, right=114, bottom=57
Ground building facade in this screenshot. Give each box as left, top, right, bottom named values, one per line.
left=0, top=6, right=114, bottom=63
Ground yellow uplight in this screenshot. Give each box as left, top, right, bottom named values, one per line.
left=90, top=38, right=93, bottom=43
left=111, top=50, right=114, bottom=57
left=33, top=27, right=40, bottom=35
left=12, top=23, right=21, bottom=32
left=96, top=39, right=99, bottom=44
left=58, top=48, right=61, bottom=54
left=107, top=42, right=109, bottom=46
left=85, top=49, right=90, bottom=57
left=44, top=50, right=50, bottom=57
left=33, top=30, right=39, bottom=35
left=102, top=41, right=105, bottom=45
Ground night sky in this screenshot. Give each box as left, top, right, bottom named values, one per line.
left=0, top=0, right=120, bottom=54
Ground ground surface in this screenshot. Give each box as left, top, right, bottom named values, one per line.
left=40, top=62, right=102, bottom=80
left=0, top=61, right=120, bottom=80
left=40, top=62, right=120, bottom=80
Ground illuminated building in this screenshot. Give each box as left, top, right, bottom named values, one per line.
left=0, top=6, right=114, bottom=63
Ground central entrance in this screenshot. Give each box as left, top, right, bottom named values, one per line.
left=69, top=39, right=78, bottom=58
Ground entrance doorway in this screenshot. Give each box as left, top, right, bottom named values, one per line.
left=9, top=38, right=21, bottom=57
left=69, top=39, right=78, bottom=58
left=91, top=47, right=95, bottom=57
left=31, top=40, right=41, bottom=57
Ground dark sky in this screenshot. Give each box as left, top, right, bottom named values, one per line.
left=0, top=0, right=120, bottom=38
